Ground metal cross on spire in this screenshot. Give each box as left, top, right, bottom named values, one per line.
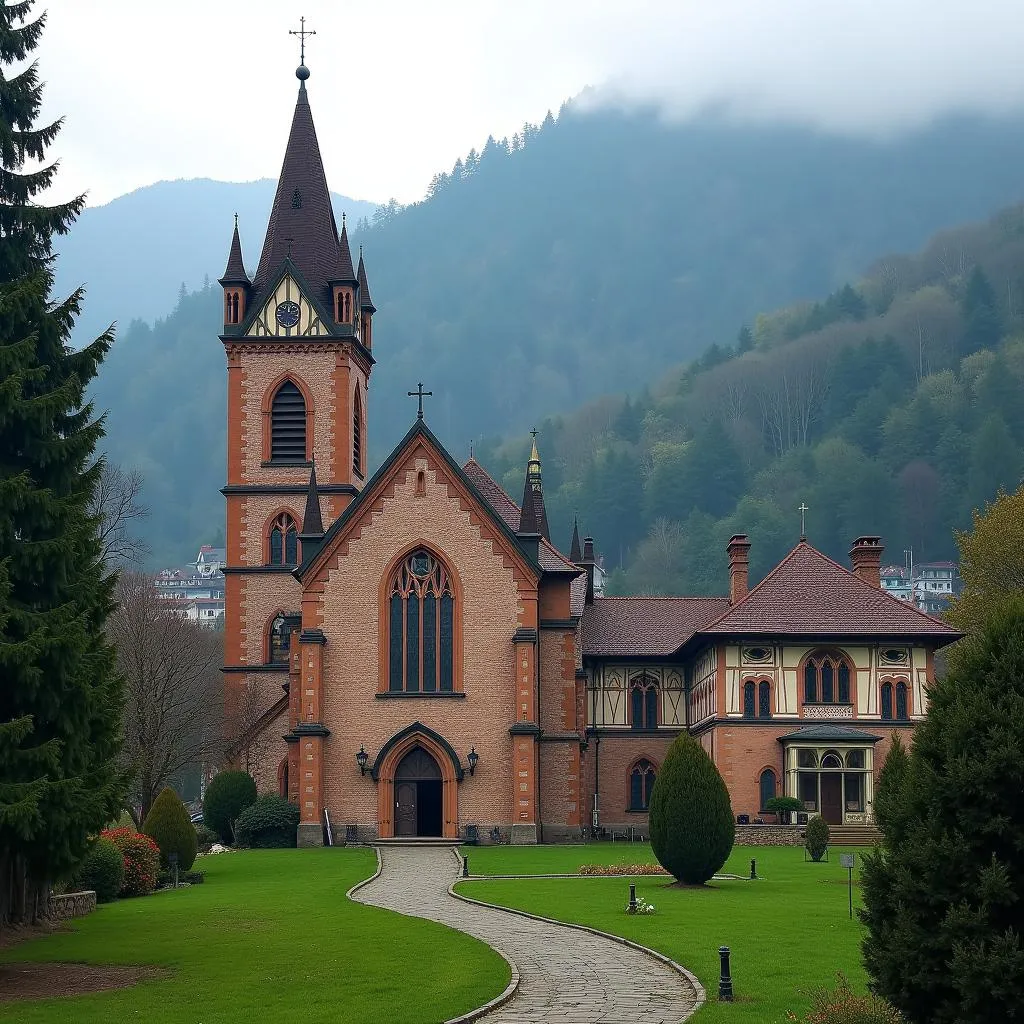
left=408, top=383, right=432, bottom=419
left=798, top=502, right=809, bottom=539
left=290, top=16, right=316, bottom=66
left=530, top=427, right=539, bottom=440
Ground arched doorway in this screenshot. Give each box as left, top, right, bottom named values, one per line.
left=394, top=747, right=443, bottom=837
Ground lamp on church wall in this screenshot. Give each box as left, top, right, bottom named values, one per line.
left=467, top=748, right=479, bottom=776
left=356, top=746, right=369, bottom=776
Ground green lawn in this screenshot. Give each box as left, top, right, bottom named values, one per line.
left=1, top=849, right=508, bottom=1024
left=457, top=844, right=866, bottom=1022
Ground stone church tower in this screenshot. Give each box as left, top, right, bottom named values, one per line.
left=219, top=61, right=375, bottom=776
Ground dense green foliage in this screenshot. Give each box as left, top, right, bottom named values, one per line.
left=202, top=770, right=257, bottom=843
left=233, top=794, right=300, bottom=849
left=649, top=735, right=734, bottom=884
left=142, top=786, right=198, bottom=871
left=194, top=822, right=218, bottom=851
left=0, top=0, right=125, bottom=925
left=72, top=836, right=123, bottom=903
left=805, top=815, right=831, bottom=862
left=766, top=796, right=804, bottom=822
left=102, top=827, right=159, bottom=897
left=460, top=844, right=871, bottom=1023
left=85, top=108, right=1024, bottom=567
left=0, top=850, right=508, bottom=1024
left=860, top=600, right=1024, bottom=1024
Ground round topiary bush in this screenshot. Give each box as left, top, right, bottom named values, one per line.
left=234, top=794, right=300, bottom=849
left=203, top=770, right=257, bottom=843
left=76, top=836, right=125, bottom=903
left=805, top=814, right=831, bottom=862
left=649, top=734, right=735, bottom=885
left=765, top=795, right=804, bottom=823
left=142, top=786, right=198, bottom=871
left=102, top=828, right=160, bottom=897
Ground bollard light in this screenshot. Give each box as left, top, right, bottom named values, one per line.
left=463, top=855, right=469, bottom=878
left=750, top=858, right=757, bottom=880
left=628, top=882, right=637, bottom=913
left=718, top=946, right=734, bottom=1001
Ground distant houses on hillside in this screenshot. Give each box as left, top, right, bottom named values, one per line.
left=880, top=561, right=960, bottom=616
left=153, top=544, right=225, bottom=627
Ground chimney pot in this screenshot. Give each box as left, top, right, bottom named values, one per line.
left=849, top=535, right=884, bottom=588
left=727, top=534, right=751, bottom=604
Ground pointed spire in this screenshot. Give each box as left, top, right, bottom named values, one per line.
left=300, top=462, right=324, bottom=538
left=252, top=79, right=344, bottom=309
left=570, top=516, right=582, bottom=562
left=357, top=246, right=376, bottom=311
left=518, top=435, right=550, bottom=540
left=219, top=215, right=250, bottom=285
left=336, top=212, right=356, bottom=283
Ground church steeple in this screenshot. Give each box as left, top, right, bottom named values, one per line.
left=330, top=214, right=359, bottom=327
left=518, top=436, right=550, bottom=541
left=357, top=246, right=376, bottom=348
left=219, top=216, right=250, bottom=326
left=569, top=516, right=582, bottom=562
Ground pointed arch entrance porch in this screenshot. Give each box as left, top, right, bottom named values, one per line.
left=372, top=723, right=463, bottom=839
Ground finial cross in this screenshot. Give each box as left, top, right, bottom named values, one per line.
left=798, top=502, right=809, bottom=538
left=290, top=16, right=316, bottom=65
left=408, top=382, right=432, bottom=419
left=530, top=427, right=538, bottom=440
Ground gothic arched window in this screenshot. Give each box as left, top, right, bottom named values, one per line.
left=388, top=549, right=455, bottom=693
left=353, top=386, right=363, bottom=476
left=630, top=675, right=658, bottom=730
left=895, top=681, right=909, bottom=720
left=743, top=681, right=755, bottom=719
left=629, top=759, right=657, bottom=811
left=759, top=768, right=777, bottom=810
left=269, top=613, right=290, bottom=663
left=758, top=680, right=772, bottom=718
left=881, top=681, right=894, bottom=721
left=268, top=512, right=298, bottom=566
left=270, top=380, right=307, bottom=462
left=803, top=651, right=854, bottom=705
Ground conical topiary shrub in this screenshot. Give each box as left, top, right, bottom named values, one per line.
left=142, top=787, right=198, bottom=871
left=649, top=734, right=735, bottom=884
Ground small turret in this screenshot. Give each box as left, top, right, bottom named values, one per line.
left=219, top=215, right=250, bottom=326
left=357, top=246, right=375, bottom=348
left=330, top=214, right=359, bottom=326
left=298, top=462, right=325, bottom=562
left=569, top=515, right=582, bottom=563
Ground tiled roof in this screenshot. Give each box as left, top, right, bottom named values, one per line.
left=777, top=725, right=883, bottom=742
left=251, top=83, right=343, bottom=313
left=357, top=252, right=375, bottom=310
left=581, top=596, right=730, bottom=657
left=702, top=541, right=960, bottom=639
left=337, top=219, right=356, bottom=283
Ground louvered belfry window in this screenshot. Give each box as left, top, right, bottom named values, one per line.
left=270, top=381, right=307, bottom=462
left=352, top=388, right=362, bottom=475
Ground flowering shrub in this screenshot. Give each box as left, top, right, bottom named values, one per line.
left=101, top=827, right=160, bottom=897
left=579, top=863, right=668, bottom=876
left=787, top=974, right=905, bottom=1024
left=626, top=895, right=656, bottom=915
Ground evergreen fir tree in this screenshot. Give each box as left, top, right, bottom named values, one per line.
left=0, top=0, right=125, bottom=925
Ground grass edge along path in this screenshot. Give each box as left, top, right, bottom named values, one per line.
left=0, top=848, right=509, bottom=1024
left=457, top=844, right=867, bottom=1023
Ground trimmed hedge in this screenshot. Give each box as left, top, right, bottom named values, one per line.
left=102, top=827, right=160, bottom=897
left=143, top=787, right=198, bottom=871
left=203, top=771, right=257, bottom=843
left=75, top=836, right=124, bottom=903
left=234, top=794, right=300, bottom=849
left=806, top=815, right=831, bottom=862
left=649, top=734, right=735, bottom=885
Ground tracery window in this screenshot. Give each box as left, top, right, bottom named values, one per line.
left=803, top=651, right=853, bottom=704
left=388, top=549, right=454, bottom=693
left=270, top=380, right=307, bottom=462
left=630, top=675, right=658, bottom=730
left=759, top=768, right=777, bottom=810
left=629, top=759, right=657, bottom=811
left=268, top=512, right=298, bottom=566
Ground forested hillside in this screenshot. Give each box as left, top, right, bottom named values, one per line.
left=477, top=203, right=1024, bottom=595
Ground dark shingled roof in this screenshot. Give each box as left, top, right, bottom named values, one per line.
left=220, top=221, right=250, bottom=285
left=337, top=218, right=356, bottom=283
left=702, top=541, right=961, bottom=640
left=582, top=596, right=730, bottom=657
left=777, top=725, right=883, bottom=742
left=300, top=463, right=323, bottom=537
left=251, top=82, right=343, bottom=312
left=570, top=517, right=582, bottom=562
left=357, top=251, right=375, bottom=311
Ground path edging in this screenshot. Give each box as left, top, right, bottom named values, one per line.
left=348, top=847, right=520, bottom=1024
left=448, top=848, right=706, bottom=1021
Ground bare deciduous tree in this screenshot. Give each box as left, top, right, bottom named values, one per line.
left=109, top=573, right=224, bottom=822
left=90, top=462, right=149, bottom=566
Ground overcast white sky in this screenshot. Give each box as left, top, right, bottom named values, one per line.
left=33, top=0, right=1024, bottom=208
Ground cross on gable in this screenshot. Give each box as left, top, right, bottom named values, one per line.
left=407, top=383, right=432, bottom=419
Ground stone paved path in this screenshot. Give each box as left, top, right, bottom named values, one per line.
left=352, top=846, right=701, bottom=1024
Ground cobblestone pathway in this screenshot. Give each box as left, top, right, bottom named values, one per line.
left=352, top=846, right=702, bottom=1024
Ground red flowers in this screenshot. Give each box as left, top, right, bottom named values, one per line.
left=101, top=828, right=160, bottom=897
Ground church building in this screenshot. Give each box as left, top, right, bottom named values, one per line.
left=221, top=63, right=960, bottom=846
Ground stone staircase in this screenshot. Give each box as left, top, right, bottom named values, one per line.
left=829, top=823, right=882, bottom=846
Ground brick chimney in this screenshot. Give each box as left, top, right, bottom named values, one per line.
left=727, top=534, right=751, bottom=604
left=849, top=536, right=884, bottom=588
left=582, top=536, right=596, bottom=605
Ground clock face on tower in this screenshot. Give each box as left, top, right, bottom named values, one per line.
left=275, top=300, right=301, bottom=329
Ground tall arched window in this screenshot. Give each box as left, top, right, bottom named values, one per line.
left=758, top=680, right=772, bottom=718
left=630, top=675, right=658, bottom=730
left=759, top=768, right=777, bottom=810
left=268, top=512, right=298, bottom=566
left=388, top=549, right=454, bottom=693
left=880, top=681, right=893, bottom=721
left=352, top=386, right=363, bottom=476
left=803, top=651, right=853, bottom=705
left=743, top=681, right=755, bottom=719
left=629, top=759, right=656, bottom=811
left=895, top=681, right=908, bottom=720
left=270, top=380, right=307, bottom=462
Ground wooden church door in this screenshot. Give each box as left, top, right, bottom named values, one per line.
left=395, top=782, right=417, bottom=836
